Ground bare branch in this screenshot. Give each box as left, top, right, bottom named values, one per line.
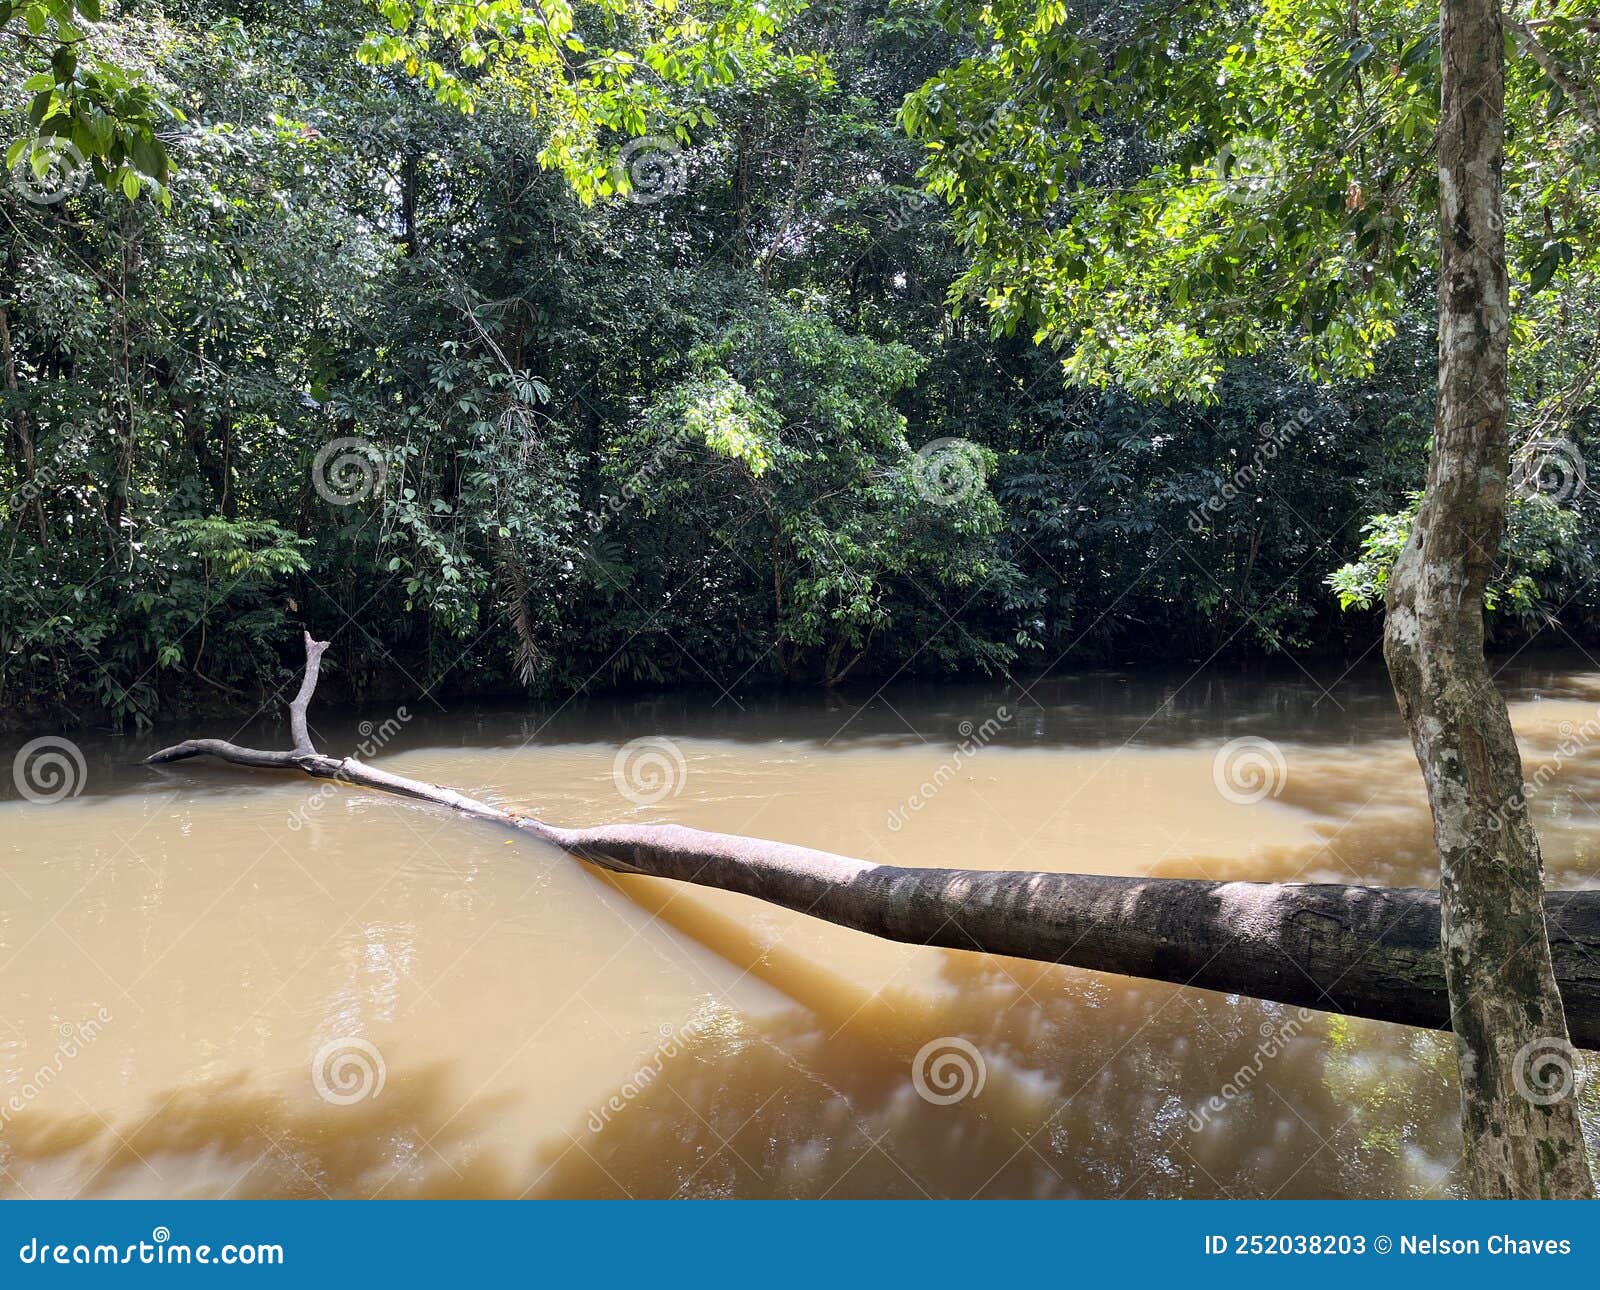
left=1509, top=19, right=1600, bottom=133
left=289, top=632, right=329, bottom=755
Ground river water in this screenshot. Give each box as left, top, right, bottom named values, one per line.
left=4, top=655, right=1599, bottom=1198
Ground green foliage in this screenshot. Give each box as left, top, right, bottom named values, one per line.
left=153, top=516, right=311, bottom=578
left=1329, top=490, right=1588, bottom=624
left=596, top=298, right=1009, bottom=683
left=358, top=0, right=830, bottom=201
left=905, top=0, right=1600, bottom=400
left=0, top=0, right=176, bottom=202
left=1, top=0, right=1597, bottom=727
left=906, top=0, right=1600, bottom=654
left=1326, top=498, right=1415, bottom=614
left=653, top=370, right=780, bottom=475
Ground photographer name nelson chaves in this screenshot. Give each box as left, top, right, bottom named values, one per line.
left=1397, top=1234, right=1572, bottom=1256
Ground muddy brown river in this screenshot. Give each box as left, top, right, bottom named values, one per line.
left=4, top=656, right=1599, bottom=1198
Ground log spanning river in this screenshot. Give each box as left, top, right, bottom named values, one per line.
left=4, top=656, right=1599, bottom=1199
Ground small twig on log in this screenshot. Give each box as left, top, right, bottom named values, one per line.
left=146, top=634, right=1600, bottom=1048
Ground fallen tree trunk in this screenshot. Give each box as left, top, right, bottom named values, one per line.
left=148, top=635, right=1600, bottom=1049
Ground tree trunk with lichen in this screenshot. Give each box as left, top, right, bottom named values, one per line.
left=1381, top=0, right=1595, bottom=1199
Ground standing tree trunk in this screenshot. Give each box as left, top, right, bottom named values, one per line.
left=1382, top=0, right=1595, bottom=1198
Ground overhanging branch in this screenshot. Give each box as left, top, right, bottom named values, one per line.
left=1509, top=19, right=1600, bottom=133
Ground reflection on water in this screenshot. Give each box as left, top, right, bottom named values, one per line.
left=2, top=654, right=1598, bottom=1198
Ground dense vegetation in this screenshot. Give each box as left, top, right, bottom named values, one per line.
left=2, top=0, right=1595, bottom=728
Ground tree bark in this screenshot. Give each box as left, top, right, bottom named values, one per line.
left=147, top=639, right=1600, bottom=1053
left=1380, top=0, right=1596, bottom=1198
